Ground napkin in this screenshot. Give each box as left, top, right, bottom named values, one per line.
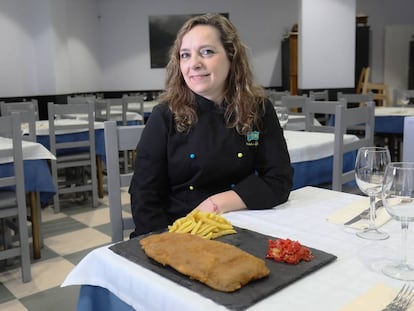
left=326, top=198, right=392, bottom=230
left=340, top=283, right=414, bottom=311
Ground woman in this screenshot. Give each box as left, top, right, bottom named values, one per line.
left=129, top=13, right=293, bottom=237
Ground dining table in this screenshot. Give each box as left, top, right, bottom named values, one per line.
left=31, top=119, right=107, bottom=198
left=374, top=106, right=414, bottom=161
left=62, top=185, right=409, bottom=310
left=284, top=130, right=359, bottom=189
left=0, top=137, right=56, bottom=259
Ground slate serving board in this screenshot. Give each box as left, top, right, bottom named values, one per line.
left=110, top=227, right=337, bottom=311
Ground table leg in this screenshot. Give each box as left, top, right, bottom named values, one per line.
left=96, top=155, right=104, bottom=198
left=29, top=192, right=41, bottom=259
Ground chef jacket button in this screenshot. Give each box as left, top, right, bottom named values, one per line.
left=237, top=152, right=243, bottom=158
left=189, top=153, right=196, bottom=159
left=230, top=183, right=236, bottom=189
left=189, top=185, right=194, bottom=191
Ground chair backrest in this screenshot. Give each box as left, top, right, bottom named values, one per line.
left=67, top=95, right=96, bottom=105
left=403, top=116, right=414, bottom=162
left=281, top=94, right=307, bottom=114
left=304, top=99, right=375, bottom=191
left=305, top=98, right=347, bottom=133
left=104, top=121, right=145, bottom=242
left=265, top=90, right=290, bottom=106
left=122, top=94, right=145, bottom=121
left=337, top=92, right=374, bottom=107
left=0, top=113, right=31, bottom=282
left=309, top=90, right=329, bottom=101
left=94, top=98, right=123, bottom=121
left=47, top=101, right=98, bottom=212
left=393, top=89, right=414, bottom=107
left=1, top=101, right=37, bottom=141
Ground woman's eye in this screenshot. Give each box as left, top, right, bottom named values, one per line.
left=200, top=49, right=215, bottom=56
left=180, top=52, right=190, bottom=59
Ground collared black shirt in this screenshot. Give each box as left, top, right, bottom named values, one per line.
left=129, top=94, right=293, bottom=236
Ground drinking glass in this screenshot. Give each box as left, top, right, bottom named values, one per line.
left=275, top=106, right=289, bottom=129
left=399, top=92, right=410, bottom=112
left=354, top=146, right=391, bottom=240
left=382, top=162, right=414, bottom=280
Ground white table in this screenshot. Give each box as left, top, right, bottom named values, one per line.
left=62, top=186, right=408, bottom=310
left=0, top=136, right=55, bottom=164
left=284, top=130, right=358, bottom=164
left=0, top=137, right=55, bottom=259
left=284, top=130, right=359, bottom=188
left=31, top=120, right=107, bottom=198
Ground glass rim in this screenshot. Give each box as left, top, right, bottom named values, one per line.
left=386, top=161, right=414, bottom=168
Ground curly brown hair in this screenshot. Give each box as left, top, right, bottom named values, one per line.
left=159, top=13, right=266, bottom=134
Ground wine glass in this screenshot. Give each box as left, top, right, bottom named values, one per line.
left=354, top=146, right=391, bottom=240
left=382, top=162, right=414, bottom=280
left=399, top=92, right=410, bottom=112
left=275, top=106, right=289, bottom=129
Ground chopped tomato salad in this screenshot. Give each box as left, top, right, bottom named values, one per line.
left=265, top=238, right=314, bottom=264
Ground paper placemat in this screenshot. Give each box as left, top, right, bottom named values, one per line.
left=326, top=198, right=392, bottom=229
left=110, top=227, right=337, bottom=311
left=340, top=283, right=414, bottom=311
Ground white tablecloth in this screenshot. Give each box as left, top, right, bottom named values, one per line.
left=284, top=130, right=359, bottom=163
left=0, top=137, right=55, bottom=164
left=375, top=106, right=414, bottom=116
left=62, top=186, right=408, bottom=310
left=31, top=120, right=104, bottom=136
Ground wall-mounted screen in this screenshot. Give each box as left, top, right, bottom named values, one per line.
left=149, top=13, right=229, bottom=68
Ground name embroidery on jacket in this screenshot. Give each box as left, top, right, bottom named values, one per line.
left=246, top=131, right=260, bottom=146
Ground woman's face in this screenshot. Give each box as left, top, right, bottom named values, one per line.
left=179, top=25, right=230, bottom=104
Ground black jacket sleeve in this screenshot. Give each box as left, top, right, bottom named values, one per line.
left=233, top=100, right=293, bottom=209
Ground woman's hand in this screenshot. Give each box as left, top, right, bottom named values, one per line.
left=193, top=191, right=247, bottom=214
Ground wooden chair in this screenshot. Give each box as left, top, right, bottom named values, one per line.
left=104, top=121, right=145, bottom=242
left=1, top=101, right=37, bottom=142
left=48, top=102, right=98, bottom=212
left=304, top=98, right=375, bottom=191
left=357, top=67, right=390, bottom=106
left=0, top=113, right=31, bottom=282
left=356, top=67, right=370, bottom=94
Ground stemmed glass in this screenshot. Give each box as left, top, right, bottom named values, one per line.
left=354, top=146, right=391, bottom=240
left=382, top=162, right=414, bottom=280
left=275, top=106, right=289, bottom=129
left=399, top=92, right=410, bottom=112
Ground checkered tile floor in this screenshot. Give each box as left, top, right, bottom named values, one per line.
left=0, top=190, right=131, bottom=311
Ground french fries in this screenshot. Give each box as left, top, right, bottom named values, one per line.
left=168, top=210, right=236, bottom=239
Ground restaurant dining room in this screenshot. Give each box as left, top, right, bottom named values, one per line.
left=1, top=0, right=414, bottom=310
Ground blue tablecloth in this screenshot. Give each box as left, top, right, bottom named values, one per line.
left=37, top=129, right=106, bottom=157
left=374, top=115, right=404, bottom=134
left=0, top=159, right=56, bottom=204
left=291, top=151, right=356, bottom=189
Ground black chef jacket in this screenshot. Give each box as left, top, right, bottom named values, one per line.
left=129, top=94, right=293, bottom=236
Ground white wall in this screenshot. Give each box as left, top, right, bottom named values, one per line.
left=299, top=0, right=355, bottom=89
left=0, top=0, right=100, bottom=97
left=356, top=0, right=414, bottom=83
left=97, top=0, right=297, bottom=91
left=0, top=0, right=413, bottom=97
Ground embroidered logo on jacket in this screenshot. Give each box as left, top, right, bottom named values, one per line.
left=246, top=131, right=260, bottom=146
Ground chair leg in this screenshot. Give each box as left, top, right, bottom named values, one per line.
left=96, top=155, right=104, bottom=198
